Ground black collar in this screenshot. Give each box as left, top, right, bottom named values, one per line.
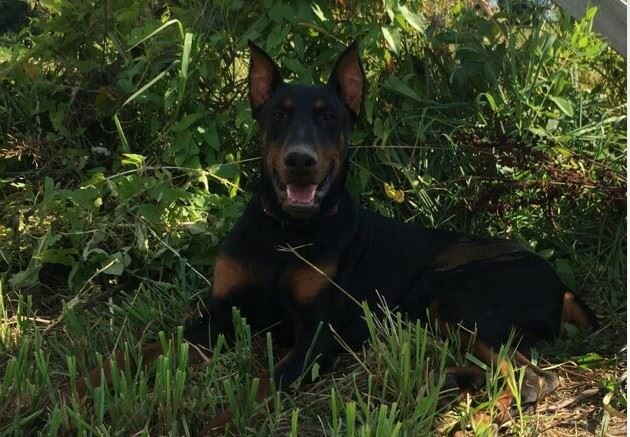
left=261, top=198, right=339, bottom=226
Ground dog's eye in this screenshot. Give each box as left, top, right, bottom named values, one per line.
left=319, top=112, right=336, bottom=122
left=273, top=111, right=288, bottom=121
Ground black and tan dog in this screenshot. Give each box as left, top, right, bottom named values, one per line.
left=77, top=41, right=597, bottom=431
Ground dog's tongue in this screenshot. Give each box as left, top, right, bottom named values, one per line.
left=287, top=184, right=317, bottom=204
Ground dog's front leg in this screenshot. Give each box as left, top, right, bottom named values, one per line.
left=204, top=296, right=335, bottom=435
left=273, top=303, right=335, bottom=390
left=203, top=252, right=261, bottom=346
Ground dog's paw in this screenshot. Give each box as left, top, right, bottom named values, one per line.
left=508, top=366, right=559, bottom=419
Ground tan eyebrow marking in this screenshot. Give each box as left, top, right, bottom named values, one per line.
left=314, top=99, right=325, bottom=109
left=282, top=98, right=293, bottom=109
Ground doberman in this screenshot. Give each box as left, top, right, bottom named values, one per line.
left=75, top=41, right=597, bottom=431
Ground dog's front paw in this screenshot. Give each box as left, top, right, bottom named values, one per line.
left=508, top=366, right=559, bottom=419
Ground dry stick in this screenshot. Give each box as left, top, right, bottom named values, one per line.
left=277, top=244, right=362, bottom=308
left=106, top=159, right=261, bottom=184
left=328, top=324, right=373, bottom=377
left=296, top=22, right=346, bottom=44
left=5, top=316, right=53, bottom=325
left=542, top=387, right=600, bottom=413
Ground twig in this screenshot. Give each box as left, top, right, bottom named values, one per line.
left=4, top=316, right=54, bottom=325
left=542, top=387, right=600, bottom=412
left=328, top=324, right=373, bottom=377
left=277, top=244, right=362, bottom=307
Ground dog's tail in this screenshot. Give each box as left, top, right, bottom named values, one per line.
left=561, top=291, right=599, bottom=331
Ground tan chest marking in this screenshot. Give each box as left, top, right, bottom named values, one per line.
left=290, top=263, right=337, bottom=304
left=212, top=255, right=255, bottom=300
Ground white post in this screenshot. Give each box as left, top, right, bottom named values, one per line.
left=551, top=0, right=627, bottom=56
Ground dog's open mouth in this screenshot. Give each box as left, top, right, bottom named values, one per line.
left=272, top=166, right=334, bottom=216
left=286, top=184, right=318, bottom=205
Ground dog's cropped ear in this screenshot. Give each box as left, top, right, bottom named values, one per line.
left=328, top=41, right=365, bottom=117
left=248, top=40, right=282, bottom=112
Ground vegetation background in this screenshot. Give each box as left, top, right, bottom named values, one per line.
left=0, top=0, right=626, bottom=435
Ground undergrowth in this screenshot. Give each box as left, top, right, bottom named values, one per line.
left=0, top=0, right=626, bottom=435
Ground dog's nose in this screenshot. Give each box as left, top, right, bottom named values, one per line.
left=283, top=148, right=317, bottom=170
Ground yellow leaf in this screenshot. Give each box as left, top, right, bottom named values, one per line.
left=384, top=182, right=404, bottom=203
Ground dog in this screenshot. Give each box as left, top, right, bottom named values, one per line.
left=75, top=41, right=597, bottom=432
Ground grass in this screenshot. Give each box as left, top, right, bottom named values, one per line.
left=0, top=0, right=626, bottom=435
left=1, top=284, right=622, bottom=435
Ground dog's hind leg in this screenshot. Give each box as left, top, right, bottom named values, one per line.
left=561, top=291, right=598, bottom=330
left=449, top=335, right=559, bottom=432
left=64, top=327, right=210, bottom=401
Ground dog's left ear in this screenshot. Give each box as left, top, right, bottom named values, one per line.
left=328, top=41, right=365, bottom=117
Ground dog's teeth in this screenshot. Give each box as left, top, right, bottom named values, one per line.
left=287, top=184, right=317, bottom=204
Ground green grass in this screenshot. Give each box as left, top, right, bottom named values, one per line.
left=0, top=0, right=626, bottom=435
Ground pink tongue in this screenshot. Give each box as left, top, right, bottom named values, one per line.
left=287, top=184, right=317, bottom=204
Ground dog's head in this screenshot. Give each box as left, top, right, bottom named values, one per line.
left=248, top=41, right=365, bottom=220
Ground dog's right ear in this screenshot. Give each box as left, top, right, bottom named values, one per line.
left=248, top=40, right=282, bottom=112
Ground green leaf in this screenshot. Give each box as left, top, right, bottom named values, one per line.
left=123, top=62, right=179, bottom=110
left=173, top=112, right=205, bottom=133
left=128, top=19, right=184, bottom=50
left=310, top=362, right=320, bottom=381
left=554, top=258, right=577, bottom=291
left=116, top=175, right=145, bottom=202
left=528, top=126, right=550, bottom=138
left=101, top=252, right=130, bottom=276
left=180, top=32, right=193, bottom=82
left=138, top=204, right=161, bottom=224
left=36, top=249, right=77, bottom=266
left=65, top=187, right=100, bottom=209
left=585, top=6, right=598, bottom=20
left=476, top=92, right=499, bottom=112
left=537, top=248, right=555, bottom=260
left=398, top=5, right=426, bottom=33
left=183, top=221, right=207, bottom=235
left=121, top=153, right=146, bottom=168
left=268, top=3, right=288, bottom=23
left=578, top=36, right=589, bottom=48
left=381, top=27, right=398, bottom=55
left=113, top=113, right=130, bottom=152
left=553, top=146, right=573, bottom=158
left=43, top=177, right=55, bottom=205
left=384, top=76, right=423, bottom=102
left=311, top=3, right=327, bottom=21
left=10, top=265, right=41, bottom=288
left=202, top=120, right=221, bottom=152
left=545, top=118, right=559, bottom=132
left=549, top=95, right=574, bottom=117
left=573, top=352, right=603, bottom=369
